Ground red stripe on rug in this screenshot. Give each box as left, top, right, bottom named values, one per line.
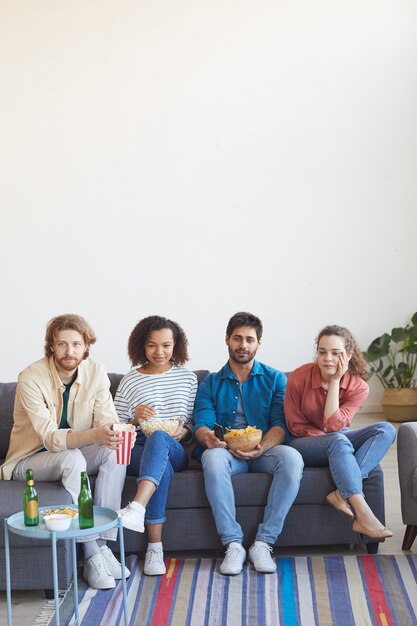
left=150, top=558, right=182, bottom=626
left=359, top=556, right=394, bottom=626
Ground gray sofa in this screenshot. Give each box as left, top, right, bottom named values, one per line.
left=397, top=422, right=417, bottom=550
left=0, top=371, right=387, bottom=592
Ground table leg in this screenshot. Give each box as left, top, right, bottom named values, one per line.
left=118, top=518, right=129, bottom=626
left=4, top=520, right=12, bottom=626
left=72, top=538, right=79, bottom=626
left=51, top=532, right=60, bottom=626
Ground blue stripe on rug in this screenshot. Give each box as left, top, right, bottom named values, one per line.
left=307, top=555, right=320, bottom=625
left=84, top=588, right=113, bottom=625
left=256, top=569, right=266, bottom=626
left=242, top=558, right=260, bottom=625
left=395, top=556, right=417, bottom=621
left=407, top=554, right=417, bottom=581
left=204, top=558, right=217, bottom=626
left=147, top=575, right=163, bottom=626
left=128, top=558, right=147, bottom=626
left=279, top=556, right=298, bottom=625
left=185, top=557, right=201, bottom=626
left=390, top=555, right=416, bottom=626
left=241, top=557, right=249, bottom=626
left=325, top=556, right=356, bottom=626
left=222, top=574, right=230, bottom=626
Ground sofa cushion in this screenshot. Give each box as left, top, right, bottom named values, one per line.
left=161, top=469, right=331, bottom=509
left=0, top=382, right=16, bottom=460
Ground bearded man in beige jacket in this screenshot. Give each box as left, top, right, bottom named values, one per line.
left=1, top=313, right=131, bottom=590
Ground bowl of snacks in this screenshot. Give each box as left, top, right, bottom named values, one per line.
left=44, top=513, right=73, bottom=532
left=223, top=426, right=262, bottom=452
left=42, top=507, right=78, bottom=519
left=140, top=417, right=180, bottom=437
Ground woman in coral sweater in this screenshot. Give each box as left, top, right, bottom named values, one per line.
left=284, top=325, right=396, bottom=539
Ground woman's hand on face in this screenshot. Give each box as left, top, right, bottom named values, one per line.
left=332, top=352, right=349, bottom=381
left=135, top=404, right=157, bottom=422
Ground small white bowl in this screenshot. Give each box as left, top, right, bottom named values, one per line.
left=44, top=513, right=73, bottom=532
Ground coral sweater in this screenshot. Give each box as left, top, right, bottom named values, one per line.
left=284, top=363, right=369, bottom=437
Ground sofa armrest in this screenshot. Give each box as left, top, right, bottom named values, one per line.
left=397, top=422, right=417, bottom=524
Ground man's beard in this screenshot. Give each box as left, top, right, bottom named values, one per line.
left=55, top=355, right=84, bottom=371
left=228, top=347, right=257, bottom=365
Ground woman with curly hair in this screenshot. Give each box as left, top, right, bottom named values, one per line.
left=114, top=316, right=197, bottom=575
left=284, top=325, right=396, bottom=539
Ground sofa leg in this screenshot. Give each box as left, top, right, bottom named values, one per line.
left=365, top=542, right=379, bottom=554
left=402, top=525, right=417, bottom=550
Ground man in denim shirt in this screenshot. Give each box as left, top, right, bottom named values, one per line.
left=194, top=312, right=303, bottom=575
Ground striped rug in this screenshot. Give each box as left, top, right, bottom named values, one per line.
left=43, top=554, right=417, bottom=626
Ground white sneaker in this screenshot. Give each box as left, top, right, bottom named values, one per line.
left=100, top=545, right=131, bottom=579
left=248, top=541, right=276, bottom=573
left=220, top=542, right=246, bottom=575
left=117, top=503, right=145, bottom=532
left=83, top=553, right=116, bottom=589
left=144, top=548, right=166, bottom=576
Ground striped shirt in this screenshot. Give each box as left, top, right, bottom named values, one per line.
left=113, top=365, right=198, bottom=431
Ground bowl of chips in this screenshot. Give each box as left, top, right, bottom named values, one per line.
left=140, top=417, right=180, bottom=437
left=223, top=426, right=262, bottom=452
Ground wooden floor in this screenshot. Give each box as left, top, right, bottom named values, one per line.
left=0, top=413, right=414, bottom=625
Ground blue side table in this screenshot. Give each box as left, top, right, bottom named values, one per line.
left=4, top=506, right=129, bottom=626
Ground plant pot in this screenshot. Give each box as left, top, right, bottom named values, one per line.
left=382, top=388, right=417, bottom=422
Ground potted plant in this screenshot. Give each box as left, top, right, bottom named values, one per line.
left=363, top=312, right=417, bottom=422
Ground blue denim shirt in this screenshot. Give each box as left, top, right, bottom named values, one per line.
left=192, top=360, right=288, bottom=460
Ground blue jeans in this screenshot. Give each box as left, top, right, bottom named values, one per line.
left=201, top=445, right=304, bottom=546
left=287, top=422, right=396, bottom=499
left=127, top=430, right=188, bottom=524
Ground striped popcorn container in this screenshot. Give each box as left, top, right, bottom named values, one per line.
left=113, top=423, right=136, bottom=465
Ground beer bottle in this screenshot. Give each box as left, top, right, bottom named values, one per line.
left=78, top=471, right=94, bottom=529
left=23, top=468, right=39, bottom=526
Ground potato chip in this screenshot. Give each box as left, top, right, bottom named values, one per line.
left=42, top=507, right=78, bottom=518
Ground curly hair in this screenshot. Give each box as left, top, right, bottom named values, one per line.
left=226, top=312, right=263, bottom=340
left=316, top=325, right=369, bottom=381
left=44, top=314, right=96, bottom=359
left=128, top=316, right=189, bottom=366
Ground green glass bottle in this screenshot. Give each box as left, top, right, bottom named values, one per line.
left=78, top=471, right=94, bottom=529
left=23, top=468, right=39, bottom=526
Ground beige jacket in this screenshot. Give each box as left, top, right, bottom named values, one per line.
left=1, top=356, right=118, bottom=480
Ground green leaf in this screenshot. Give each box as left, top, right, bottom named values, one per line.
left=397, top=361, right=411, bottom=373
left=382, top=365, right=393, bottom=378
left=391, top=327, right=407, bottom=342
left=365, top=334, right=391, bottom=360
left=411, top=312, right=417, bottom=325
left=408, top=325, right=417, bottom=339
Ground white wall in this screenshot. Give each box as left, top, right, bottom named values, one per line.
left=1, top=1, right=416, bottom=409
